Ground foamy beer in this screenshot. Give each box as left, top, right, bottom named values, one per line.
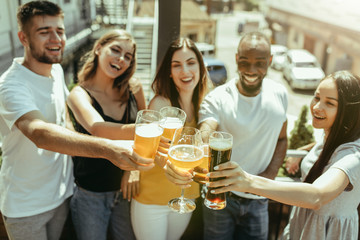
left=204, top=131, right=233, bottom=210
left=193, top=130, right=213, bottom=184
left=159, top=106, right=186, bottom=140
left=168, top=144, right=204, bottom=170
left=167, top=127, right=204, bottom=213
left=133, top=110, right=163, bottom=159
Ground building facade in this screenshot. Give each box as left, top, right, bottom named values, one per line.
left=264, top=0, right=360, bottom=76
left=0, top=0, right=95, bottom=80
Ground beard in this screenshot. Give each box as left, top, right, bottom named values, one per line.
left=239, top=76, right=263, bottom=96
left=29, top=42, right=63, bottom=64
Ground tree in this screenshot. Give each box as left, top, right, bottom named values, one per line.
left=278, top=105, right=314, bottom=178
left=288, top=105, right=314, bottom=150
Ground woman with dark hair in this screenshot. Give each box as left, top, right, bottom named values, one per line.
left=166, top=70, right=360, bottom=239
left=67, top=29, right=145, bottom=240
left=201, top=70, right=360, bottom=239
left=130, top=38, right=210, bottom=240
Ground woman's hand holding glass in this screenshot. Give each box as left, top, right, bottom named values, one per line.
left=164, top=160, right=194, bottom=188
left=167, top=127, right=204, bottom=214
left=206, top=161, right=252, bottom=195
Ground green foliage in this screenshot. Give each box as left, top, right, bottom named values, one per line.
left=288, top=105, right=314, bottom=150
left=278, top=105, right=314, bottom=178
left=67, top=81, right=77, bottom=91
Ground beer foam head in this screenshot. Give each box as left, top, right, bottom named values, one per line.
left=209, top=139, right=232, bottom=151
left=136, top=123, right=163, bottom=137
left=162, top=117, right=183, bottom=129
left=169, top=145, right=203, bottom=161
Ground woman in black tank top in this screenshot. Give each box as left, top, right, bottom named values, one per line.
left=67, top=29, right=145, bottom=240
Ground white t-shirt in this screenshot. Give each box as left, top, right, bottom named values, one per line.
left=0, top=58, right=74, bottom=218
left=199, top=78, right=288, bottom=199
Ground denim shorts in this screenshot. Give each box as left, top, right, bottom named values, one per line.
left=70, top=186, right=135, bottom=240
left=203, top=192, right=269, bottom=240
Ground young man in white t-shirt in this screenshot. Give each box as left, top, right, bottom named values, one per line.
left=0, top=1, right=154, bottom=239
left=200, top=32, right=288, bottom=240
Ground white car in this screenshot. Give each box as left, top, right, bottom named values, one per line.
left=283, top=49, right=325, bottom=90
left=271, top=44, right=288, bottom=71
left=195, top=42, right=215, bottom=58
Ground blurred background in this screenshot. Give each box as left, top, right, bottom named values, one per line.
left=1, top=0, right=359, bottom=111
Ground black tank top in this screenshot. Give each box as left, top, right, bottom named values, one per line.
left=72, top=88, right=137, bottom=192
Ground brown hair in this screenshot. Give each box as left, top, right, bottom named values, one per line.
left=78, top=29, right=137, bottom=102
left=151, top=38, right=209, bottom=122
left=17, top=1, right=64, bottom=34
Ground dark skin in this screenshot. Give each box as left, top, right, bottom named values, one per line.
left=236, top=36, right=272, bottom=97
left=164, top=35, right=287, bottom=186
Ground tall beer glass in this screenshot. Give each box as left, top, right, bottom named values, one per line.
left=133, top=110, right=163, bottom=159
left=168, top=127, right=203, bottom=214
left=193, top=130, right=213, bottom=184
left=159, top=106, right=186, bottom=141
left=204, top=131, right=233, bottom=210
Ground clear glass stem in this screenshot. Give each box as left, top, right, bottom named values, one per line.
left=179, top=188, right=186, bottom=211
left=180, top=188, right=185, bottom=200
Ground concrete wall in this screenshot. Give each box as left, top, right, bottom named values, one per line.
left=267, top=6, right=360, bottom=75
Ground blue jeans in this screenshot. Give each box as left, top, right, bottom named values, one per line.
left=70, top=186, right=135, bottom=240
left=203, top=193, right=268, bottom=240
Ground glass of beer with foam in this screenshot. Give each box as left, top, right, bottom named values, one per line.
left=204, top=131, right=233, bottom=210
left=159, top=106, right=186, bottom=141
left=193, top=130, right=213, bottom=184
left=167, top=127, right=204, bottom=214
left=133, top=110, right=164, bottom=159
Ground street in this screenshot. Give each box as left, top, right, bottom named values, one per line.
left=212, top=11, right=322, bottom=140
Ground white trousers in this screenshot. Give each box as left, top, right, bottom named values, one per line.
left=131, top=199, right=192, bottom=240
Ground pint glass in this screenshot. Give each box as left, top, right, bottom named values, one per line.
left=193, top=130, right=213, bottom=184
left=133, top=110, right=163, bottom=159
left=159, top=106, right=186, bottom=140
left=204, top=131, right=233, bottom=210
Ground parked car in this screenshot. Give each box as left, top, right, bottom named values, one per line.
left=283, top=49, right=325, bottom=90
left=195, top=42, right=215, bottom=58
left=203, top=57, right=228, bottom=86
left=271, top=44, right=288, bottom=71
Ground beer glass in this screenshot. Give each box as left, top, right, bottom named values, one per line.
left=204, top=131, right=233, bottom=210
left=193, top=130, right=213, bottom=184
left=133, top=110, right=164, bottom=159
left=159, top=106, right=186, bottom=140
left=168, top=127, right=204, bottom=214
